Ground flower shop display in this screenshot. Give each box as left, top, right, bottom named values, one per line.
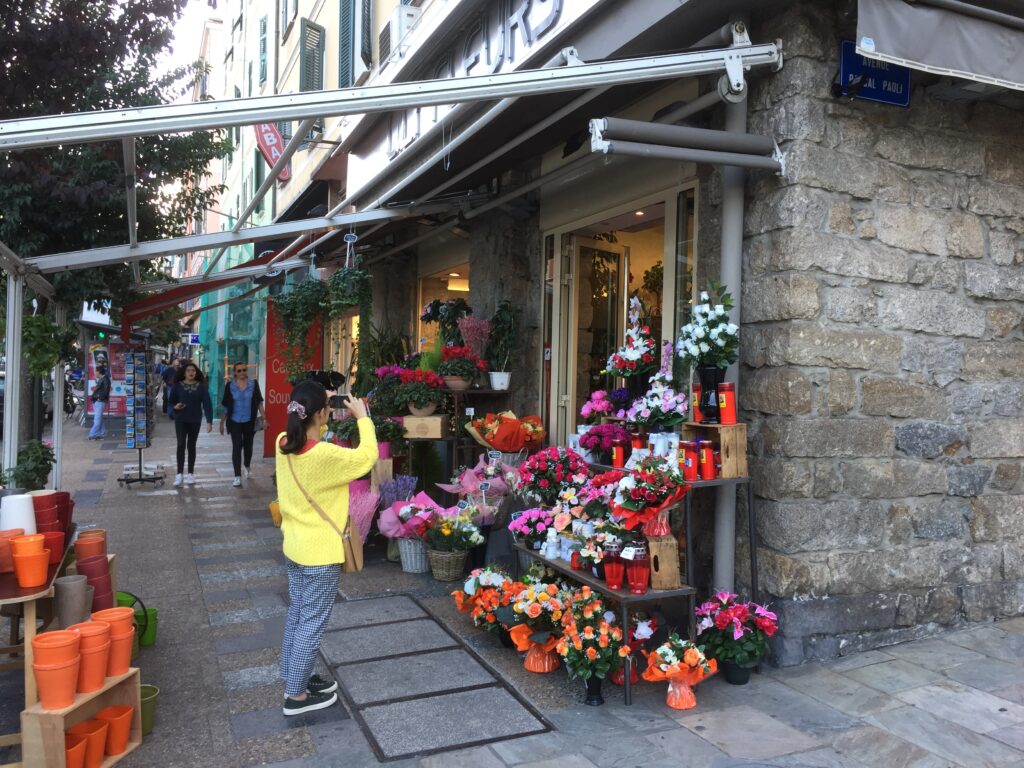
left=485, top=300, right=519, bottom=390
left=421, top=298, right=473, bottom=346
left=612, top=456, right=688, bottom=535
left=579, top=390, right=615, bottom=424
left=421, top=511, right=484, bottom=581
left=371, top=365, right=408, bottom=417
left=437, top=345, right=487, bottom=390
left=516, top=447, right=589, bottom=507
left=557, top=586, right=630, bottom=705
left=466, top=411, right=545, bottom=454
left=451, top=566, right=524, bottom=639
left=675, top=281, right=739, bottom=423
left=396, top=369, right=445, bottom=417
left=696, top=592, right=778, bottom=684
left=508, top=508, right=555, bottom=552
left=626, top=343, right=689, bottom=446
left=606, top=296, right=658, bottom=391
left=610, top=613, right=658, bottom=686
left=642, top=633, right=717, bottom=710
left=437, top=454, right=516, bottom=518
left=378, top=492, right=440, bottom=573
left=507, top=583, right=569, bottom=673
left=579, top=423, right=632, bottom=466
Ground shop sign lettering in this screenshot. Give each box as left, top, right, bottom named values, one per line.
left=254, top=124, right=292, bottom=181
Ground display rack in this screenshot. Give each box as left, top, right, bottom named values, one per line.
left=118, top=349, right=164, bottom=488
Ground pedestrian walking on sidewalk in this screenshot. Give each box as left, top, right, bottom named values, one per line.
left=275, top=381, right=377, bottom=715
left=161, top=357, right=179, bottom=418
left=219, top=362, right=266, bottom=487
left=168, top=362, right=214, bottom=487
left=87, top=364, right=111, bottom=440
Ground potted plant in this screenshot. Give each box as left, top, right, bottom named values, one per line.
left=557, top=586, right=630, bottom=705
left=370, top=365, right=407, bottom=417
left=421, top=298, right=472, bottom=346
left=422, top=512, right=484, bottom=582
left=607, top=296, right=658, bottom=400
left=437, top=346, right=487, bottom=391
left=7, top=441, right=56, bottom=491
left=641, top=633, right=717, bottom=710
left=396, top=369, right=445, bottom=416
left=485, top=300, right=519, bottom=391
left=373, top=416, right=406, bottom=460
left=695, top=592, right=778, bottom=684
left=272, top=278, right=329, bottom=380
left=507, top=508, right=555, bottom=573
left=675, top=280, right=739, bottom=423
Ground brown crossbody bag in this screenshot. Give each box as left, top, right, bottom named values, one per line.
left=285, top=454, right=364, bottom=573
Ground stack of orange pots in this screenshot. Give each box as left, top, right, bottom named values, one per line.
left=32, top=630, right=81, bottom=710
left=67, top=719, right=108, bottom=768
left=0, top=528, right=25, bottom=574
left=91, top=608, right=135, bottom=676
left=67, top=621, right=111, bottom=693
left=11, top=534, right=50, bottom=588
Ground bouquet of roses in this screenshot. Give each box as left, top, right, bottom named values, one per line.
left=612, top=456, right=688, bottom=532
left=452, top=567, right=524, bottom=634
left=580, top=390, right=614, bottom=423
left=627, top=342, right=689, bottom=431
left=675, top=281, right=739, bottom=370
left=508, top=508, right=555, bottom=548
left=437, top=454, right=516, bottom=499
left=606, top=296, right=657, bottom=378
left=422, top=512, right=485, bottom=552
left=557, top=586, right=629, bottom=681
left=517, top=446, right=589, bottom=506
left=506, top=583, right=568, bottom=651
left=378, top=491, right=441, bottom=539
left=467, top=411, right=545, bottom=452
left=396, top=368, right=446, bottom=409
left=642, top=632, right=717, bottom=710
left=579, top=423, right=631, bottom=462
left=696, top=592, right=778, bottom=668
left=437, top=345, right=488, bottom=379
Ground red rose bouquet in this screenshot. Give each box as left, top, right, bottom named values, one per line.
left=611, top=456, right=688, bottom=532
left=516, top=447, right=589, bottom=506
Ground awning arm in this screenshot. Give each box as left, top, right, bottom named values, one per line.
left=123, top=138, right=140, bottom=283
left=138, top=256, right=307, bottom=293
left=0, top=240, right=54, bottom=299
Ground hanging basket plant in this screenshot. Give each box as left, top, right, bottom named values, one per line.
left=22, top=315, right=75, bottom=377
left=328, top=266, right=371, bottom=319
left=272, top=278, right=329, bottom=380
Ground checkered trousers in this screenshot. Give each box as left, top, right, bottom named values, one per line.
left=280, top=560, right=341, bottom=696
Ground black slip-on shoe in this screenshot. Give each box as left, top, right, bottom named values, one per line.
left=307, top=674, right=339, bottom=695
left=283, top=690, right=338, bottom=716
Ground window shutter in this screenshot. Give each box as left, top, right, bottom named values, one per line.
left=299, top=20, right=325, bottom=92
left=254, top=150, right=265, bottom=213
left=278, top=122, right=293, bottom=142
left=360, top=0, right=372, bottom=68
left=280, top=0, right=289, bottom=39
left=259, top=16, right=268, bottom=83
left=247, top=61, right=252, bottom=97
left=339, top=1, right=354, bottom=88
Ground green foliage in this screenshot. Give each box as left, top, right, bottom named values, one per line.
left=418, top=335, right=443, bottom=372
left=436, top=357, right=481, bottom=379
left=354, top=321, right=409, bottom=397
left=485, top=300, right=519, bottom=372
left=396, top=381, right=443, bottom=409
left=373, top=416, right=406, bottom=446
left=420, top=298, right=472, bottom=346
left=6, top=440, right=56, bottom=491
left=22, top=315, right=70, bottom=376
left=271, top=279, right=328, bottom=380
left=327, top=267, right=371, bottom=318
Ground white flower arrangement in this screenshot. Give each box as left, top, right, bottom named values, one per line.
left=626, top=342, right=689, bottom=431
left=676, top=282, right=739, bottom=370
left=606, top=296, right=658, bottom=377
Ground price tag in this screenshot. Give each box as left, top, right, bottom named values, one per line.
left=457, top=500, right=470, bottom=509
left=620, top=547, right=637, bottom=561
left=479, top=481, right=491, bottom=491
left=465, top=407, right=475, bottom=417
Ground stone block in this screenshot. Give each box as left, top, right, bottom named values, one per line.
left=752, top=94, right=828, bottom=144
left=991, top=463, right=1021, bottom=492
left=947, top=463, right=994, bottom=497
left=876, top=129, right=984, bottom=175
left=988, top=307, right=1022, bottom=338
left=760, top=324, right=902, bottom=371
left=829, top=200, right=856, bottom=234
left=335, top=649, right=495, bottom=706
left=827, top=545, right=947, bottom=593
left=751, top=457, right=813, bottom=500
left=860, top=377, right=949, bottom=419
left=969, top=495, right=1024, bottom=542
left=893, top=459, right=949, bottom=496
left=773, top=593, right=900, bottom=637
left=901, top=337, right=963, bottom=385
left=742, top=274, right=820, bottom=322
left=757, top=549, right=830, bottom=595
left=950, top=383, right=1024, bottom=418
left=963, top=342, right=1024, bottom=380
left=962, top=582, right=1024, bottom=622
left=745, top=185, right=831, bottom=235
left=886, top=503, right=914, bottom=546
left=874, top=204, right=983, bottom=258
left=827, top=370, right=857, bottom=416
left=965, top=262, right=1024, bottom=301
left=895, top=421, right=966, bottom=458
left=757, top=499, right=887, bottom=554
left=967, top=179, right=1024, bottom=218
left=970, top=420, right=1024, bottom=458
left=743, top=367, right=813, bottom=415
left=989, top=230, right=1022, bottom=266
left=763, top=417, right=895, bottom=458
left=985, top=146, right=1024, bottom=185
left=909, top=497, right=969, bottom=541
left=749, top=228, right=912, bottom=283
left=839, top=459, right=896, bottom=498
left=824, top=287, right=876, bottom=323
left=908, top=172, right=960, bottom=210
left=787, top=140, right=911, bottom=203
left=876, top=286, right=986, bottom=338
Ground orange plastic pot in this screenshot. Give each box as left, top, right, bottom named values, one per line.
left=11, top=533, right=44, bottom=555
left=32, top=630, right=81, bottom=664
left=106, top=627, right=134, bottom=676
left=32, top=656, right=81, bottom=710
left=13, top=549, right=49, bottom=588
left=95, top=705, right=134, bottom=755
left=65, top=733, right=87, bottom=768
left=74, top=537, right=106, bottom=559
left=68, top=719, right=108, bottom=768
left=76, top=640, right=110, bottom=693
left=67, top=621, right=110, bottom=649
left=0, top=529, right=22, bottom=574
left=77, top=529, right=105, bottom=540
left=41, top=531, right=65, bottom=564
left=91, top=607, right=134, bottom=635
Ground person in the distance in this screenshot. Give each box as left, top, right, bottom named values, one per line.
left=167, top=362, right=214, bottom=487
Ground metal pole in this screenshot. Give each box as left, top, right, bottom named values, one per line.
left=595, top=140, right=781, bottom=172
left=596, top=117, right=776, bottom=155
left=713, top=93, right=747, bottom=594
left=51, top=304, right=66, bottom=489
left=3, top=274, right=24, bottom=473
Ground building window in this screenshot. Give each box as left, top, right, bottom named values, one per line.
left=253, top=150, right=265, bottom=213
left=299, top=19, right=326, bottom=146
left=258, top=16, right=268, bottom=84
left=339, top=0, right=354, bottom=89
left=247, top=61, right=253, bottom=97
left=281, top=0, right=298, bottom=42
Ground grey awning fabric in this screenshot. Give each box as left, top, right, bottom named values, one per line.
left=857, top=0, right=1024, bottom=91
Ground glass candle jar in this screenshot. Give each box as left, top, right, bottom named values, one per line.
left=624, top=540, right=650, bottom=595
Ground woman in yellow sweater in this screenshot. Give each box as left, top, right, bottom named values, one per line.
left=275, top=380, right=377, bottom=715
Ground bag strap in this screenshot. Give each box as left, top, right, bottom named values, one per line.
left=285, top=453, right=350, bottom=542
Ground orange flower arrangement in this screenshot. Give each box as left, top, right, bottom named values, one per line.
left=556, top=586, right=629, bottom=681
left=642, top=632, right=717, bottom=710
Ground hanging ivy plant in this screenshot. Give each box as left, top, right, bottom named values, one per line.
left=328, top=267, right=371, bottom=318
left=272, top=278, right=329, bottom=380
left=23, top=315, right=66, bottom=377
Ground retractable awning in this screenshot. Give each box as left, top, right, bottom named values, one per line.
left=856, top=0, right=1024, bottom=91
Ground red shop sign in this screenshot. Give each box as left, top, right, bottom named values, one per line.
left=254, top=124, right=291, bottom=182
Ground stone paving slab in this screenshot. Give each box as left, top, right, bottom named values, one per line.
left=230, top=700, right=349, bottom=741
left=326, top=595, right=428, bottom=630
left=321, top=618, right=458, bottom=664
left=359, top=687, right=547, bottom=759
left=677, top=704, right=823, bottom=760
left=336, top=648, right=497, bottom=705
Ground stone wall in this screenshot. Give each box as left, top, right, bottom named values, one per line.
left=739, top=0, right=1024, bottom=664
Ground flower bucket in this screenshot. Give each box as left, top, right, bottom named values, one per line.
left=397, top=538, right=429, bottom=573
left=489, top=372, right=511, bottom=391
left=135, top=607, right=158, bottom=646
left=33, top=656, right=81, bottom=710
left=517, top=549, right=535, bottom=573
left=65, top=733, right=88, bottom=768
left=427, top=549, right=467, bottom=582
left=77, top=640, right=111, bottom=694
left=720, top=659, right=754, bottom=685
left=13, top=549, right=49, bottom=588
left=96, top=705, right=134, bottom=755
left=584, top=675, right=604, bottom=706
left=140, top=684, right=159, bottom=736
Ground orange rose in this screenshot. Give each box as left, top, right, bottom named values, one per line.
left=485, top=613, right=495, bottom=623
left=683, top=648, right=700, bottom=666
left=598, top=636, right=609, bottom=648
left=581, top=586, right=591, bottom=598
left=618, top=646, right=630, bottom=657
left=546, top=584, right=559, bottom=596
left=586, top=647, right=598, bottom=661
left=583, top=625, right=595, bottom=638
left=527, top=603, right=543, bottom=619
left=574, top=637, right=583, bottom=651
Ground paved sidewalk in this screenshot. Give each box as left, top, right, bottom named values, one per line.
left=3, top=416, right=1023, bottom=767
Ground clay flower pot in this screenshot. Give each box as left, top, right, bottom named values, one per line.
left=65, top=733, right=88, bottom=768
left=408, top=402, right=437, bottom=417
left=77, top=529, right=106, bottom=540
left=41, top=531, right=65, bottom=564
left=0, top=528, right=24, bottom=574
left=68, top=719, right=108, bottom=768
left=92, top=607, right=134, bottom=635
left=11, top=534, right=44, bottom=556
left=91, top=590, right=114, bottom=612
left=86, top=572, right=112, bottom=597
left=33, top=656, right=81, bottom=710
left=106, top=627, right=135, bottom=676
left=31, top=630, right=81, bottom=665
left=75, top=555, right=109, bottom=578
left=443, top=376, right=472, bottom=391
left=67, top=621, right=111, bottom=649
left=74, top=537, right=106, bottom=559
left=77, top=639, right=111, bottom=693
left=13, top=549, right=49, bottom=588
left=96, top=705, right=134, bottom=755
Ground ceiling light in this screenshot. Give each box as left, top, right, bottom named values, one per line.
left=448, top=272, right=460, bottom=277
left=635, top=210, right=645, bottom=217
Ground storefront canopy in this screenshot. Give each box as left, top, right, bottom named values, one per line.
left=857, top=0, right=1024, bottom=91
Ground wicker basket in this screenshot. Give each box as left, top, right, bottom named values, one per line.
left=428, top=549, right=468, bottom=582
left=397, top=538, right=430, bottom=573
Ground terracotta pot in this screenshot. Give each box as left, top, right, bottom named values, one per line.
left=65, top=733, right=88, bottom=768
left=11, top=534, right=44, bottom=556
left=32, top=630, right=81, bottom=664
left=76, top=640, right=110, bottom=693
left=68, top=719, right=108, bottom=768
left=67, top=621, right=111, bottom=649
left=86, top=572, right=112, bottom=596
left=41, top=531, right=65, bottom=564
left=33, top=656, right=81, bottom=710
left=13, top=549, right=49, bottom=588
left=523, top=644, right=560, bottom=673
left=92, top=607, right=134, bottom=635
left=0, top=528, right=23, bottom=573
left=106, top=627, right=135, bottom=676
left=74, top=537, right=106, bottom=559
left=408, top=402, right=437, bottom=417
left=77, top=529, right=106, bottom=540
left=75, top=555, right=109, bottom=578
left=443, top=376, right=471, bottom=391
left=96, top=705, right=134, bottom=755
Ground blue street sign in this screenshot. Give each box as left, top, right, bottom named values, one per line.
left=839, top=40, right=911, bottom=108
left=189, top=334, right=201, bottom=345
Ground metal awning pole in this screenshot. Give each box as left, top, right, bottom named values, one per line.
left=137, top=256, right=307, bottom=293
left=123, top=138, right=141, bottom=283
left=593, top=139, right=782, bottom=172
left=51, top=304, right=66, bottom=489
left=3, top=274, right=24, bottom=473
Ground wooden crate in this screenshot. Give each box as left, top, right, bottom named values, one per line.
left=21, top=667, right=141, bottom=768
left=648, top=536, right=682, bottom=590
left=403, top=415, right=451, bottom=440
left=681, top=422, right=748, bottom=479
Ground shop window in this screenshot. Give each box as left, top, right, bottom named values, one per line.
left=417, top=264, right=469, bottom=352
left=673, top=189, right=697, bottom=334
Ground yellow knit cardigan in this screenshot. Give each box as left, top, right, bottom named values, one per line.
left=275, top=417, right=378, bottom=566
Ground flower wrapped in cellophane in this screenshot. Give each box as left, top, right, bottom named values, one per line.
left=378, top=492, right=440, bottom=539
left=642, top=632, right=717, bottom=710
left=466, top=411, right=546, bottom=453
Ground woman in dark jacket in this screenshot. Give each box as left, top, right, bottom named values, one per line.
left=220, top=362, right=266, bottom=487
left=168, top=362, right=214, bottom=487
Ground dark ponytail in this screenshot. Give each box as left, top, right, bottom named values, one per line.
left=280, top=380, right=327, bottom=454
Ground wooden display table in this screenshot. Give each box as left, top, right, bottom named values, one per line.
left=513, top=542, right=695, bottom=705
